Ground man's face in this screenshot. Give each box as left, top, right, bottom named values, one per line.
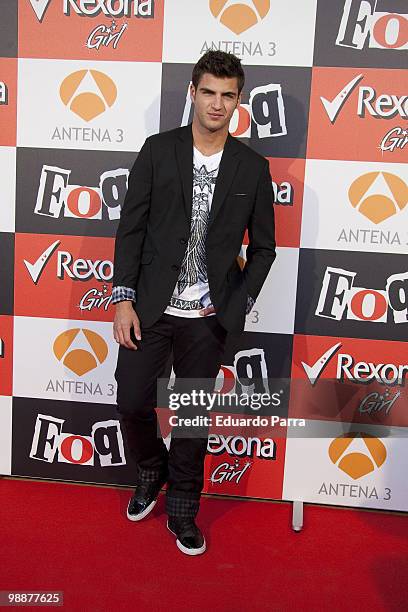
left=191, top=73, right=241, bottom=133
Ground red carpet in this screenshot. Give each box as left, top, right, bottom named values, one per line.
left=1, top=477, right=407, bottom=611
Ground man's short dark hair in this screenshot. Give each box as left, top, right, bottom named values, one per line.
left=192, top=50, right=245, bottom=95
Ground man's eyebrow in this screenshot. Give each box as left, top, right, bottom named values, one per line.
left=199, top=87, right=237, bottom=96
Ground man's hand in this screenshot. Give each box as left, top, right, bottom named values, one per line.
left=199, top=305, right=216, bottom=316
left=113, top=301, right=141, bottom=350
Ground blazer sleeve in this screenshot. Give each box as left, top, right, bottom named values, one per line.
left=112, top=136, right=152, bottom=291
left=242, top=159, right=276, bottom=301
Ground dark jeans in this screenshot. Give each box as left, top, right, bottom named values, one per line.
left=114, top=312, right=228, bottom=518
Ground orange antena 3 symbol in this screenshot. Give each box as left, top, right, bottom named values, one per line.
left=53, top=329, right=108, bottom=376
left=210, top=0, right=270, bottom=35
left=329, top=433, right=387, bottom=480
left=348, top=172, right=408, bottom=224
left=60, top=70, right=117, bottom=122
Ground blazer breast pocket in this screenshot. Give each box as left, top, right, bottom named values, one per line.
left=227, top=192, right=250, bottom=200
left=225, top=193, right=252, bottom=228
left=226, top=192, right=252, bottom=211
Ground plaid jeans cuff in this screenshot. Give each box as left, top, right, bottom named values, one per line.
left=166, top=495, right=200, bottom=518
left=136, top=465, right=164, bottom=484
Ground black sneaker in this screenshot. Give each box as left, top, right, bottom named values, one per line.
left=126, top=480, right=164, bottom=522
left=167, top=517, right=206, bottom=556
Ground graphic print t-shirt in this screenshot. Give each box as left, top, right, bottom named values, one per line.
left=164, top=146, right=223, bottom=318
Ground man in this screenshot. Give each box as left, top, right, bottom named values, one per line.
left=112, top=50, right=276, bottom=556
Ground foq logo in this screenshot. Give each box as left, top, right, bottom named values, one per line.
left=30, top=414, right=125, bottom=467
left=316, top=267, right=408, bottom=324
left=329, top=432, right=387, bottom=480
left=168, top=347, right=276, bottom=398
left=60, top=70, right=117, bottom=121
left=34, top=165, right=128, bottom=221
left=336, top=0, right=408, bottom=51
left=216, top=348, right=271, bottom=395
left=210, top=0, right=270, bottom=35
left=0, top=81, right=8, bottom=105
left=53, top=328, right=108, bottom=376
left=348, top=172, right=408, bottom=224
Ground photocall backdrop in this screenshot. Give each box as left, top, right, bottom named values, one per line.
left=1, top=0, right=407, bottom=512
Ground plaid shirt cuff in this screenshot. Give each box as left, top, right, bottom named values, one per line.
left=200, top=289, right=212, bottom=309
left=246, top=294, right=255, bottom=314
left=111, top=286, right=136, bottom=304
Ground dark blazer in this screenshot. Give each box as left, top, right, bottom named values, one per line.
left=113, top=124, right=276, bottom=333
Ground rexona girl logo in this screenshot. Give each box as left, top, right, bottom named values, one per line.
left=329, top=432, right=387, bottom=480
left=349, top=172, right=408, bottom=224
left=59, top=69, right=117, bottom=121
left=209, top=0, right=270, bottom=35
left=53, top=328, right=108, bottom=376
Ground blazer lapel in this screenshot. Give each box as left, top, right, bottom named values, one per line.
left=175, top=125, right=194, bottom=224
left=207, top=133, right=240, bottom=231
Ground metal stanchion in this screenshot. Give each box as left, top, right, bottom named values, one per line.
left=292, top=501, right=304, bottom=532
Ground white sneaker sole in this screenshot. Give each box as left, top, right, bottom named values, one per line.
left=166, top=521, right=206, bottom=556
left=126, top=497, right=157, bottom=522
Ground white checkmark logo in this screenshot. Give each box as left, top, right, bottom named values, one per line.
left=320, top=74, right=363, bottom=123
left=23, top=240, right=60, bottom=284
left=28, top=0, right=52, bottom=22
left=301, top=342, right=342, bottom=386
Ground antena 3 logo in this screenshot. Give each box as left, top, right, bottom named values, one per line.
left=202, top=0, right=276, bottom=59
left=337, top=170, right=408, bottom=249
left=317, top=432, right=391, bottom=503
left=30, top=414, right=125, bottom=467
left=53, top=328, right=108, bottom=376
left=329, top=433, right=386, bottom=480
left=52, top=69, right=126, bottom=147
left=210, top=0, right=270, bottom=35
left=336, top=0, right=408, bottom=51
left=35, top=165, right=129, bottom=221
left=60, top=70, right=117, bottom=122
left=44, top=327, right=116, bottom=398
left=316, top=267, right=408, bottom=325
left=182, top=82, right=287, bottom=139
left=348, top=172, right=408, bottom=224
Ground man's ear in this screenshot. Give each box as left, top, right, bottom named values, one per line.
left=190, top=82, right=196, bottom=104
left=236, top=91, right=242, bottom=108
